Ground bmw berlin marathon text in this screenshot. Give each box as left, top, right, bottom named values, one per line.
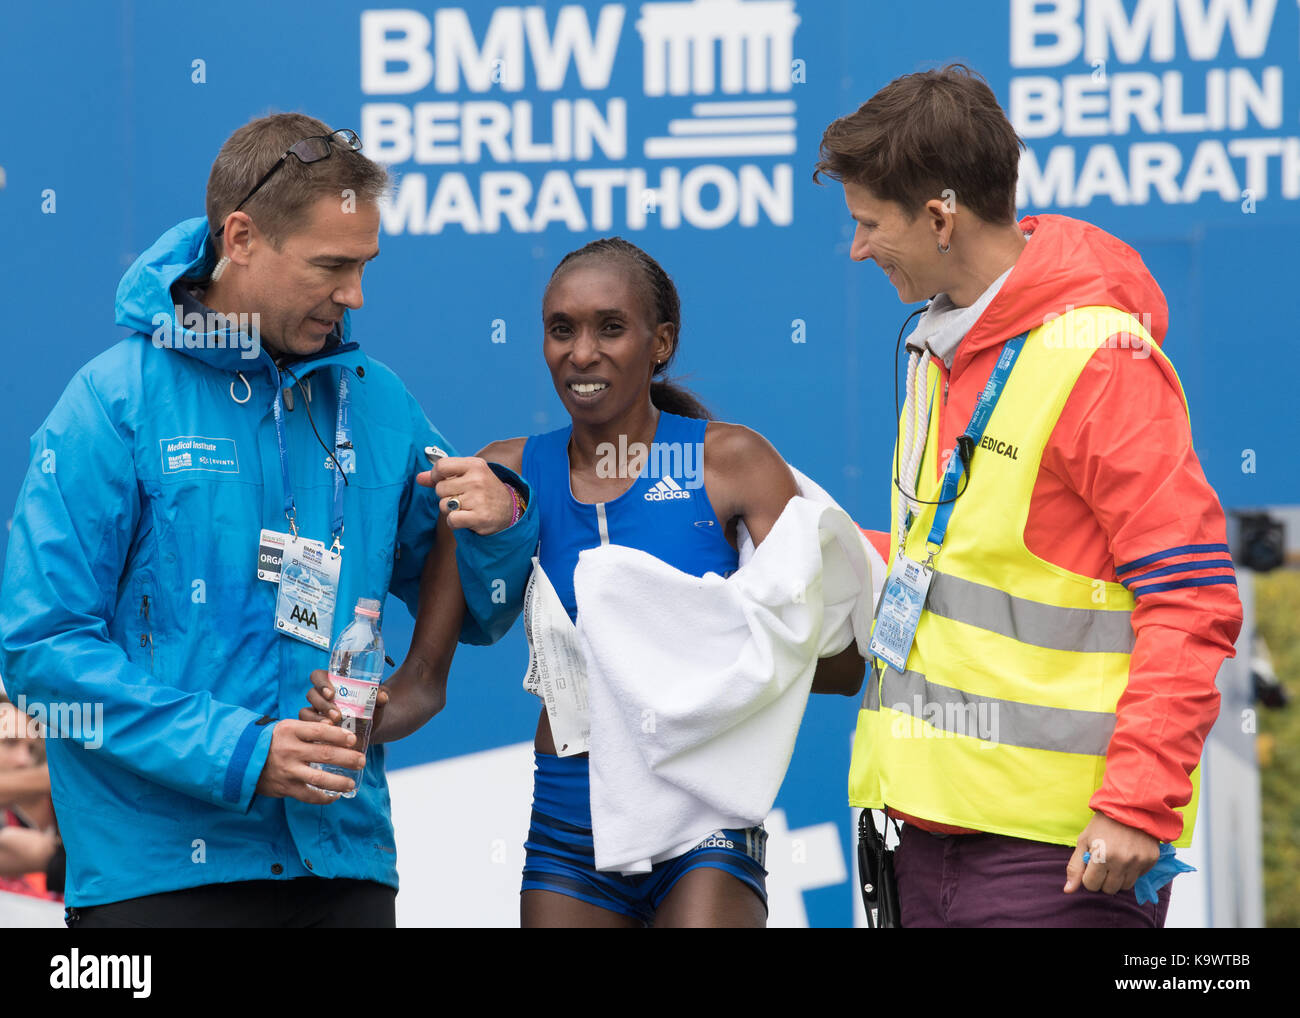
left=360, top=1, right=803, bottom=235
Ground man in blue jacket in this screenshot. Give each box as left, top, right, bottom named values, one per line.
left=0, top=112, right=538, bottom=926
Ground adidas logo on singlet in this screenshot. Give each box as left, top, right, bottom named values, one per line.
left=644, top=475, right=692, bottom=502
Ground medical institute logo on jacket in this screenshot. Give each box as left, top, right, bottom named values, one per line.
left=358, top=0, right=803, bottom=235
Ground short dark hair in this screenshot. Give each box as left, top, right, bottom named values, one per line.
left=814, top=64, right=1024, bottom=224
left=206, top=112, right=389, bottom=251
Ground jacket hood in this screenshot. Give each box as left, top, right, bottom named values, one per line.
left=953, top=214, right=1169, bottom=379
left=114, top=217, right=352, bottom=375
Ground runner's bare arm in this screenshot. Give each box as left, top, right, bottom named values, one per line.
left=477, top=437, right=526, bottom=475
left=704, top=423, right=866, bottom=697
left=702, top=422, right=796, bottom=548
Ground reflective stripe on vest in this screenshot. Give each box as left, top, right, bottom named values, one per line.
left=864, top=666, right=1117, bottom=756
left=848, top=306, right=1201, bottom=847
left=925, top=571, right=1134, bottom=654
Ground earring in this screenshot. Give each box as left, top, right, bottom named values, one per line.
left=937, top=241, right=950, bottom=254
left=210, top=255, right=231, bottom=282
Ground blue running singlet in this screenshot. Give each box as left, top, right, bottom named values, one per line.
left=517, top=411, right=766, bottom=921
left=520, top=410, right=739, bottom=622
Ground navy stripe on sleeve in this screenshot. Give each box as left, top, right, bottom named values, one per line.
left=1130, top=574, right=1239, bottom=597
left=1119, top=558, right=1236, bottom=588
left=1115, top=543, right=1231, bottom=576
left=224, top=717, right=265, bottom=804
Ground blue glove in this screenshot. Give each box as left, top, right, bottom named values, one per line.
left=1080, top=843, right=1194, bottom=903
left=1135, top=843, right=1195, bottom=904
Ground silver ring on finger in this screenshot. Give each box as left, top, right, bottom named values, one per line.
left=446, top=497, right=461, bottom=512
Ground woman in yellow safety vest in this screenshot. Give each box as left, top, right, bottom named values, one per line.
left=815, top=64, right=1242, bottom=928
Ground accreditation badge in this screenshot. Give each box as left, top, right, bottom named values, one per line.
left=868, top=554, right=933, bottom=673
left=256, top=529, right=291, bottom=583
left=274, top=535, right=341, bottom=650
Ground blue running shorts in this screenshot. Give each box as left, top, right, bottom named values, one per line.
left=521, top=751, right=768, bottom=924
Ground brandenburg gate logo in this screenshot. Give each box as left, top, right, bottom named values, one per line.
left=636, top=0, right=801, bottom=159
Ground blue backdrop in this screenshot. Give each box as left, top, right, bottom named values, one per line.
left=2, top=0, right=1297, bottom=926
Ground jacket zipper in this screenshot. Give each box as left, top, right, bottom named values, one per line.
left=139, top=594, right=155, bottom=671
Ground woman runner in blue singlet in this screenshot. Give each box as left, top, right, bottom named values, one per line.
left=301, top=238, right=866, bottom=927
left=479, top=239, right=865, bottom=927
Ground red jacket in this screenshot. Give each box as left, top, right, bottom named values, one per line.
left=866, top=214, right=1242, bottom=843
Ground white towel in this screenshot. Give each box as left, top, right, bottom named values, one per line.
left=574, top=468, right=883, bottom=874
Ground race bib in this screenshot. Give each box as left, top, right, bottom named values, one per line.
left=522, top=558, right=590, bottom=756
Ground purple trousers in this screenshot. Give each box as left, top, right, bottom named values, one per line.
left=894, top=823, right=1172, bottom=928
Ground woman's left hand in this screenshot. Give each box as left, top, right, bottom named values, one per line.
left=417, top=456, right=518, bottom=535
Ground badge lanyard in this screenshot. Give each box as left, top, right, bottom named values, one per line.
left=269, top=369, right=352, bottom=650
left=271, top=369, right=351, bottom=553
left=870, top=331, right=1027, bottom=675
left=905, top=331, right=1028, bottom=563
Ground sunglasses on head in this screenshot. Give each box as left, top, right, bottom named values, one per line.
left=214, top=128, right=362, bottom=239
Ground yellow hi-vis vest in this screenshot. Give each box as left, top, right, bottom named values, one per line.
left=848, top=306, right=1200, bottom=847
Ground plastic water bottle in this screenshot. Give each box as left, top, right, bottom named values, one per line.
left=311, top=597, right=384, bottom=798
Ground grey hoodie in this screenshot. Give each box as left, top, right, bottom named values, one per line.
left=905, top=263, right=1016, bottom=369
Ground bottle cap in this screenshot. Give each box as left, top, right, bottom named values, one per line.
left=355, top=597, right=381, bottom=619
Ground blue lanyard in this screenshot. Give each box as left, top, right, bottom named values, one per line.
left=330, top=371, right=351, bottom=542
left=921, top=331, right=1028, bottom=551
left=271, top=369, right=351, bottom=546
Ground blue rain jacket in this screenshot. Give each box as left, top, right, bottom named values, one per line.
left=0, top=218, right=537, bottom=907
